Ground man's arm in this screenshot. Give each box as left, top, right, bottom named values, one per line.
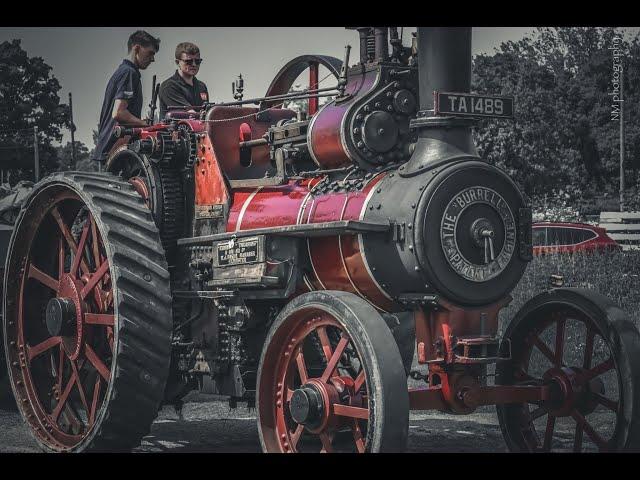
left=112, top=99, right=147, bottom=126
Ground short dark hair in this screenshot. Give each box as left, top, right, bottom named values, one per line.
left=175, top=42, right=200, bottom=60
left=128, top=30, right=160, bottom=53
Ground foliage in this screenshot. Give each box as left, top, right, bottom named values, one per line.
left=0, top=39, right=71, bottom=183
left=55, top=140, right=98, bottom=172
left=472, top=27, right=639, bottom=204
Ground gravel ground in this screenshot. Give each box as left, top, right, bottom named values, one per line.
left=0, top=394, right=511, bottom=453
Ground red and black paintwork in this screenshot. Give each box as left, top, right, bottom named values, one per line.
left=6, top=27, right=640, bottom=454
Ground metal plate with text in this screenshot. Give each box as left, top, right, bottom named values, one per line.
left=435, top=91, right=514, bottom=119
left=214, top=235, right=265, bottom=267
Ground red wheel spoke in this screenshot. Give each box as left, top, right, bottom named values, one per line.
left=70, top=359, right=90, bottom=417
left=52, top=373, right=78, bottom=422
left=554, top=318, right=565, bottom=367
left=89, top=376, right=102, bottom=426
left=295, top=349, right=308, bottom=384
left=84, top=313, right=115, bottom=326
left=80, top=260, right=109, bottom=300
left=532, top=336, right=556, bottom=365
left=70, top=221, right=90, bottom=276
left=542, top=415, right=555, bottom=451
left=319, top=432, right=334, bottom=453
left=583, top=327, right=595, bottom=370
left=592, top=392, right=618, bottom=412
left=90, top=214, right=101, bottom=270
left=286, top=388, right=295, bottom=402
left=584, top=358, right=614, bottom=381
left=104, top=290, right=114, bottom=311
left=27, top=336, right=61, bottom=361
left=106, top=326, right=114, bottom=353
left=354, top=370, right=366, bottom=393
left=290, top=424, right=304, bottom=450
left=56, top=344, right=65, bottom=392
left=528, top=405, right=548, bottom=421
left=28, top=263, right=59, bottom=292
left=58, top=237, right=65, bottom=277
left=51, top=206, right=90, bottom=275
left=51, top=206, right=77, bottom=251
left=572, top=410, right=608, bottom=451
left=320, top=334, right=349, bottom=383
left=85, top=343, right=110, bottom=381
left=333, top=403, right=369, bottom=420
left=316, top=326, right=333, bottom=362
left=352, top=420, right=365, bottom=453
left=574, top=423, right=584, bottom=452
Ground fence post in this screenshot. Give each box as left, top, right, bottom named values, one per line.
left=33, top=126, right=39, bottom=182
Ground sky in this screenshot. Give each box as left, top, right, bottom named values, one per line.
left=0, top=27, right=637, bottom=147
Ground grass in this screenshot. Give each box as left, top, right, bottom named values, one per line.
left=497, top=249, right=640, bottom=370
left=500, top=249, right=640, bottom=333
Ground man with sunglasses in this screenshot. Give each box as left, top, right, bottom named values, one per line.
left=158, top=42, right=209, bottom=118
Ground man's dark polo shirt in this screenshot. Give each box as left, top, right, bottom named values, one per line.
left=159, top=71, right=209, bottom=118
left=93, top=59, right=143, bottom=162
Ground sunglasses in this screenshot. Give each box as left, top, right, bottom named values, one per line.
left=179, top=58, right=203, bottom=66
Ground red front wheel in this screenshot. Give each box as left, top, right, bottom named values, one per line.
left=257, top=290, right=409, bottom=453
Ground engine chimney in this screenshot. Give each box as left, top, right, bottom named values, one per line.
left=402, top=27, right=479, bottom=177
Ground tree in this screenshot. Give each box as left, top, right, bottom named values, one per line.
left=55, top=140, right=97, bottom=172
left=472, top=27, right=640, bottom=203
left=0, top=39, right=70, bottom=183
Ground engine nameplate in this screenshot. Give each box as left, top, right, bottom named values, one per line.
left=213, top=235, right=265, bottom=267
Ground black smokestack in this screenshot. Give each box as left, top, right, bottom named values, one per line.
left=402, top=27, right=479, bottom=176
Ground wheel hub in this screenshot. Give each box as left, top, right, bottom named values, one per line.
left=45, top=298, right=76, bottom=337
left=543, top=366, right=594, bottom=417
left=289, top=385, right=324, bottom=427
left=56, top=274, right=86, bottom=360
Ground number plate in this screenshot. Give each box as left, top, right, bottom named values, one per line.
left=435, top=91, right=514, bottom=119
left=214, top=235, right=265, bottom=267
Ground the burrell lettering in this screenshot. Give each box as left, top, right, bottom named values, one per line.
left=440, top=186, right=517, bottom=283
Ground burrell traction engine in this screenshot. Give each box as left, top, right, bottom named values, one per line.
left=4, top=27, right=640, bottom=453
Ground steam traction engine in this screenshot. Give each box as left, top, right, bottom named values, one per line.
left=4, top=27, right=640, bottom=453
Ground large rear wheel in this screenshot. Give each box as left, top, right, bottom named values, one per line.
left=2, top=172, right=172, bottom=452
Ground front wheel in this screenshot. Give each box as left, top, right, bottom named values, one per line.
left=497, top=288, right=640, bottom=452
left=257, top=291, right=409, bottom=453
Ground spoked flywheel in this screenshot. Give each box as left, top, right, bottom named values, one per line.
left=106, top=148, right=184, bottom=262
left=497, top=288, right=640, bottom=452
left=257, top=291, right=409, bottom=453
left=2, top=172, right=172, bottom=452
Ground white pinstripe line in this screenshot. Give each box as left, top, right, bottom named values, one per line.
left=302, top=273, right=315, bottom=292
left=235, top=186, right=263, bottom=232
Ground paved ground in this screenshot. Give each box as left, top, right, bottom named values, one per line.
left=0, top=394, right=511, bottom=453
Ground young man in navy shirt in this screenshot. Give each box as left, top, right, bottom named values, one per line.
left=93, top=30, right=160, bottom=163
